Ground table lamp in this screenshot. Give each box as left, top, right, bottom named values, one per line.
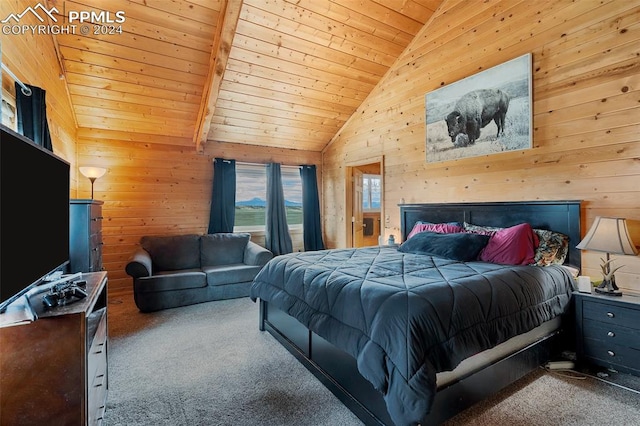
left=576, top=216, right=638, bottom=296
left=79, top=166, right=107, bottom=199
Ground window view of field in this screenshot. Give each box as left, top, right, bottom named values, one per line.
left=234, top=164, right=303, bottom=228
left=235, top=201, right=302, bottom=226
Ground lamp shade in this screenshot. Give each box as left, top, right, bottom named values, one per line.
left=576, top=216, right=638, bottom=255
left=79, top=166, right=107, bottom=179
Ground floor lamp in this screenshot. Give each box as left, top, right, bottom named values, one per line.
left=79, top=166, right=107, bottom=199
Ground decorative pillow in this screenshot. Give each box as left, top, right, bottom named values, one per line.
left=463, top=222, right=502, bottom=236
left=533, top=229, right=569, bottom=266
left=407, top=222, right=463, bottom=239
left=416, top=220, right=463, bottom=227
left=398, top=231, right=490, bottom=262
left=479, top=223, right=539, bottom=265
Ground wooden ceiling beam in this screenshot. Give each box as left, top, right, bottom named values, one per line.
left=193, top=0, right=243, bottom=152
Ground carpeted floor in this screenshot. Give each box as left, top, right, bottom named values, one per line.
left=104, top=295, right=640, bottom=426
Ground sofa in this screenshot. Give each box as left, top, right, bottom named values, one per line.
left=125, top=233, right=273, bottom=312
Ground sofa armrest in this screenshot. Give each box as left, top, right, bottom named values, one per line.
left=244, top=241, right=273, bottom=266
left=125, top=248, right=153, bottom=278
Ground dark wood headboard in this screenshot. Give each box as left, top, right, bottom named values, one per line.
left=400, top=200, right=582, bottom=268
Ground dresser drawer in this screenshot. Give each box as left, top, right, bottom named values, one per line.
left=583, top=338, right=640, bottom=373
left=90, top=250, right=102, bottom=272
left=90, top=215, right=103, bottom=234
left=89, top=203, right=102, bottom=223
left=87, top=310, right=107, bottom=382
left=90, top=231, right=103, bottom=248
left=583, top=300, right=638, bottom=330
left=88, top=371, right=107, bottom=426
left=87, top=310, right=108, bottom=425
left=583, top=319, right=640, bottom=350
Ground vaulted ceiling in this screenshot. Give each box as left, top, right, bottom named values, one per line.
left=50, top=0, right=442, bottom=152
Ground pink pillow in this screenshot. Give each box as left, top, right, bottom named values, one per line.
left=407, top=222, right=463, bottom=239
left=479, top=223, right=539, bottom=265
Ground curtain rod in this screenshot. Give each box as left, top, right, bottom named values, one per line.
left=217, top=159, right=306, bottom=168
left=1, top=62, right=32, bottom=96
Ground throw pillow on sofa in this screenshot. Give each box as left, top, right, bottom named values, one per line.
left=201, top=233, right=250, bottom=266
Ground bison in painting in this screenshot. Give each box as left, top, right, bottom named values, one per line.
left=445, top=89, right=510, bottom=147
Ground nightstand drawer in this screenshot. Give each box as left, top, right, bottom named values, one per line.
left=583, top=319, right=640, bottom=349
left=583, top=338, right=640, bottom=373
left=583, top=300, right=639, bottom=330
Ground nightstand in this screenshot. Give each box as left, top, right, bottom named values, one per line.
left=574, top=292, right=640, bottom=376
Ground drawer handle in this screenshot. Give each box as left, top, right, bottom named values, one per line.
left=607, top=350, right=615, bottom=357
left=94, top=374, right=105, bottom=387
left=607, top=331, right=615, bottom=337
left=606, top=312, right=615, bottom=318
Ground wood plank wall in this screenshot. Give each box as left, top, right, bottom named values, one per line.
left=76, top=130, right=321, bottom=293
left=322, top=0, right=640, bottom=293
left=1, top=0, right=78, bottom=189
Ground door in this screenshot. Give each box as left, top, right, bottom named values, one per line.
left=352, top=169, right=364, bottom=248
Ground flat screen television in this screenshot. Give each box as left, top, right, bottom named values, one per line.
left=0, top=124, right=70, bottom=312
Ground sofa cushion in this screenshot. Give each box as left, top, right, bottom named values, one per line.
left=203, top=264, right=263, bottom=286
left=135, top=270, right=207, bottom=293
left=141, top=234, right=201, bottom=271
left=201, top=233, right=250, bottom=266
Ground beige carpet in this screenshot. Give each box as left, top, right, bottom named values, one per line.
left=105, top=294, right=640, bottom=425
left=444, top=368, right=640, bottom=425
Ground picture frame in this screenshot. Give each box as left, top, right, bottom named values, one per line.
left=425, top=53, right=532, bottom=163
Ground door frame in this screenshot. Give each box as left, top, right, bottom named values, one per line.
left=345, top=156, right=384, bottom=248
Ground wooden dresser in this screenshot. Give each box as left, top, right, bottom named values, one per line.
left=0, top=272, right=108, bottom=425
left=70, top=199, right=104, bottom=273
left=575, top=291, right=640, bottom=376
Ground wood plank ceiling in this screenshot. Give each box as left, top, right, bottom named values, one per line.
left=51, top=0, right=441, bottom=152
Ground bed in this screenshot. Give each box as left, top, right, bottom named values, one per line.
left=250, top=200, right=581, bottom=426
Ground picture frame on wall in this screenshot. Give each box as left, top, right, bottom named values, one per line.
left=425, top=53, right=532, bottom=163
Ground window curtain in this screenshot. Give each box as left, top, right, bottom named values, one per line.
left=265, top=163, right=293, bottom=255
left=208, top=158, right=236, bottom=233
left=15, top=83, right=53, bottom=152
left=300, top=165, right=325, bottom=251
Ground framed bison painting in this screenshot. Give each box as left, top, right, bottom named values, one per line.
left=425, top=53, right=532, bottom=163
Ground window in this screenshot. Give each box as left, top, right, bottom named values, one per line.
left=234, top=163, right=266, bottom=230
left=363, top=174, right=381, bottom=211
left=1, top=87, right=17, bottom=130
left=234, top=163, right=303, bottom=231
left=281, top=166, right=303, bottom=227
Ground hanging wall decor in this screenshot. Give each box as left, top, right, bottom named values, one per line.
left=425, top=53, right=532, bottom=163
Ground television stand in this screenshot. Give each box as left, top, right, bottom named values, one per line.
left=0, top=271, right=108, bottom=425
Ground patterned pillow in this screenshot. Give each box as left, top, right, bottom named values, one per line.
left=463, top=222, right=502, bottom=236
left=533, top=229, right=569, bottom=266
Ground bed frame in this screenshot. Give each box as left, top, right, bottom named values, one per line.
left=258, top=200, right=581, bottom=425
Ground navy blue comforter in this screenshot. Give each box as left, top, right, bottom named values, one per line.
left=250, top=246, right=575, bottom=425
